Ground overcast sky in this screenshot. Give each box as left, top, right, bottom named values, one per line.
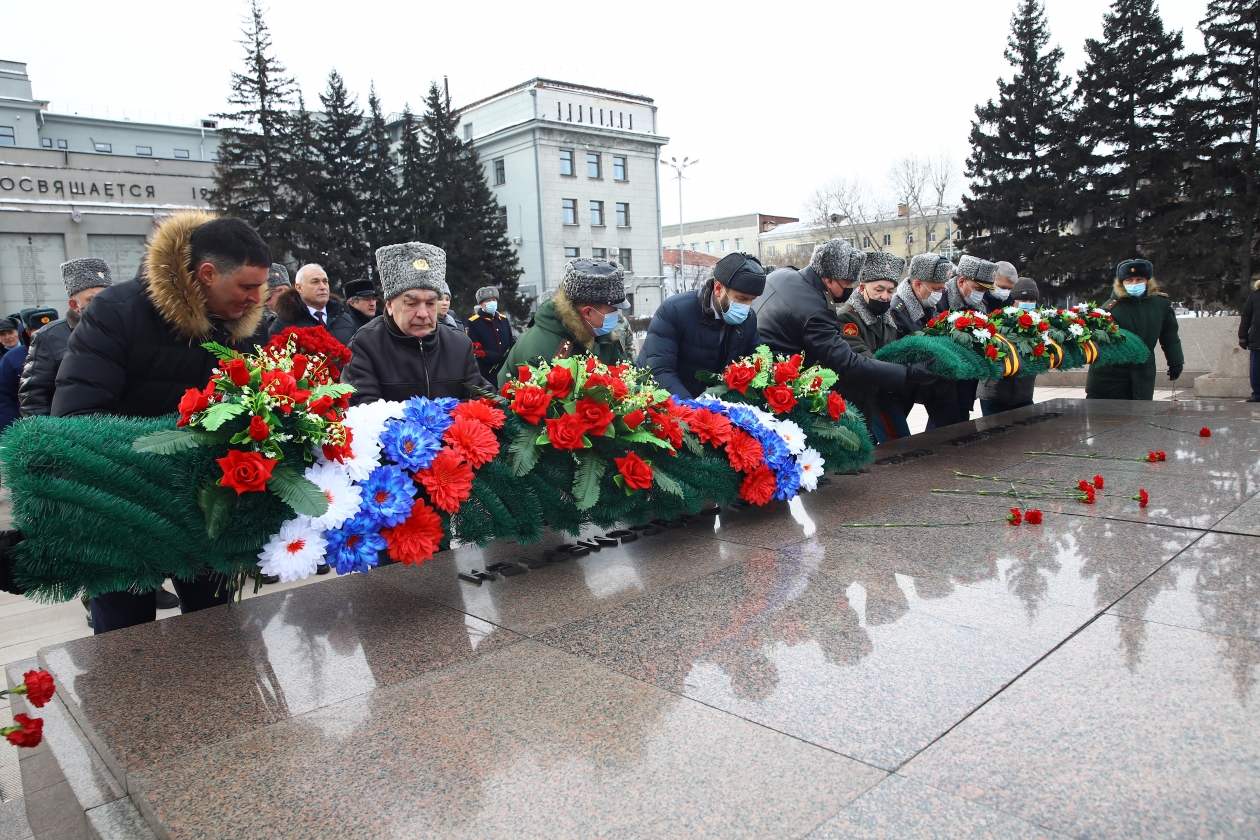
left=12, top=0, right=1209, bottom=226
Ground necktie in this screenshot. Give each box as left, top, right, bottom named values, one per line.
left=316, top=311, right=326, bottom=325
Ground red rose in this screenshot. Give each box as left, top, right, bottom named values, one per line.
left=739, top=465, right=777, bottom=505
left=216, top=449, right=276, bottom=494
left=574, top=398, right=615, bottom=435
left=1007, top=508, right=1022, bottom=525
left=614, top=452, right=654, bottom=491
left=623, top=409, right=645, bottom=429
left=773, top=357, right=800, bottom=385
left=827, top=392, right=847, bottom=421
left=5, top=714, right=43, bottom=748
left=18, top=670, right=54, bottom=708
left=226, top=357, right=250, bottom=387
left=648, top=411, right=683, bottom=448
left=955, top=317, right=974, bottom=329
left=985, top=344, right=999, bottom=360
left=292, top=354, right=308, bottom=381
left=1033, top=343, right=1046, bottom=357
left=546, top=366, right=575, bottom=399
left=510, top=386, right=552, bottom=425
left=723, top=363, right=756, bottom=394
left=519, top=365, right=532, bottom=382
left=609, top=376, right=629, bottom=399
left=546, top=413, right=589, bottom=450
left=500, top=381, right=515, bottom=399
left=248, top=416, right=270, bottom=441
left=307, top=395, right=334, bottom=416
left=176, top=387, right=209, bottom=426
left=585, top=357, right=599, bottom=373
left=1093, top=475, right=1104, bottom=489
left=1199, top=427, right=1211, bottom=437
left=763, top=384, right=798, bottom=414
left=1017, top=313, right=1034, bottom=328
left=1038, top=321, right=1050, bottom=332
left=1025, top=509, right=1043, bottom=524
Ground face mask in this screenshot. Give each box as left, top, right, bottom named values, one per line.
left=1017, top=301, right=1038, bottom=311
left=924, top=290, right=943, bottom=307
left=835, top=284, right=854, bottom=304
left=864, top=297, right=891, bottom=316
left=723, top=300, right=751, bottom=325
left=967, top=289, right=987, bottom=307
left=1125, top=282, right=1146, bottom=297
left=483, top=301, right=498, bottom=315
left=591, top=310, right=619, bottom=337
left=990, top=287, right=1011, bottom=302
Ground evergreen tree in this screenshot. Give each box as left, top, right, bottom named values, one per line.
left=313, top=70, right=367, bottom=291
left=359, top=84, right=399, bottom=283
left=955, top=0, right=1082, bottom=294
left=1075, top=0, right=1188, bottom=290
left=394, top=106, right=430, bottom=245
left=417, top=83, right=523, bottom=317
left=211, top=0, right=298, bottom=261
left=279, top=94, right=325, bottom=268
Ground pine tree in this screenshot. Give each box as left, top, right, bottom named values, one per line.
left=394, top=106, right=430, bottom=246
left=955, top=0, right=1082, bottom=294
left=1075, top=0, right=1188, bottom=290
left=279, top=94, right=324, bottom=268
left=417, top=83, right=523, bottom=318
left=313, top=70, right=367, bottom=291
left=211, top=0, right=298, bottom=261
left=359, top=84, right=399, bottom=284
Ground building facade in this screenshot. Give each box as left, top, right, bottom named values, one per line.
left=661, top=213, right=798, bottom=263
left=0, top=60, right=218, bottom=313
left=757, top=206, right=963, bottom=269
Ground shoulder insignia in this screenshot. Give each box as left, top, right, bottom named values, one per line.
left=469, top=315, right=481, bottom=321
left=891, top=298, right=904, bottom=311
left=843, top=322, right=860, bottom=336
left=1103, top=300, right=1117, bottom=310
left=555, top=339, right=574, bottom=359
left=1156, top=292, right=1169, bottom=298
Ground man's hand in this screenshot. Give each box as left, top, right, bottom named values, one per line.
left=1167, top=364, right=1183, bottom=381
left=905, top=360, right=939, bottom=386
left=1241, top=340, right=1249, bottom=351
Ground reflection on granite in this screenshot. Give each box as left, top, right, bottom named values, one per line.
left=1213, top=495, right=1260, bottom=536
left=1042, top=416, right=1260, bottom=479
left=904, top=615, right=1260, bottom=839
left=806, top=774, right=1068, bottom=839
left=130, top=642, right=884, bottom=840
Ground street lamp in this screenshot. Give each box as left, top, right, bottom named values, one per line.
left=660, top=156, right=698, bottom=292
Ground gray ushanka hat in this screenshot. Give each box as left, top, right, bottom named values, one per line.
left=841, top=250, right=867, bottom=284
left=860, top=252, right=905, bottom=283
left=908, top=253, right=944, bottom=282
left=932, top=258, right=954, bottom=284
left=60, top=258, right=113, bottom=298
left=562, top=259, right=630, bottom=309
left=808, top=239, right=852, bottom=280
left=267, top=263, right=291, bottom=290
left=476, top=286, right=499, bottom=303
left=957, top=254, right=998, bottom=285
left=376, top=243, right=446, bottom=301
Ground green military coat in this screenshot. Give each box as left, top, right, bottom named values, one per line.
left=835, top=297, right=900, bottom=429
left=498, top=288, right=629, bottom=387
left=1085, top=289, right=1184, bottom=400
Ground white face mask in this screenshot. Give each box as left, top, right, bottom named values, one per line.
left=990, top=287, right=1011, bottom=301
left=967, top=288, right=987, bottom=307
left=924, top=290, right=943, bottom=307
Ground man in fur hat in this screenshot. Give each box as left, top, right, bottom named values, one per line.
left=466, top=285, right=515, bottom=382
left=1085, top=259, right=1183, bottom=400
left=499, top=259, right=631, bottom=385
left=261, top=263, right=290, bottom=329
left=343, top=243, right=490, bottom=404
left=639, top=251, right=766, bottom=398
left=936, top=254, right=1001, bottom=424
left=52, top=212, right=272, bottom=632
left=891, top=253, right=949, bottom=338
left=268, top=264, right=357, bottom=347
left=342, top=278, right=380, bottom=335
left=0, top=318, right=19, bottom=356
left=836, top=252, right=904, bottom=435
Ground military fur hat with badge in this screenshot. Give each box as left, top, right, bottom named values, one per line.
left=60, top=258, right=114, bottom=299
left=375, top=243, right=447, bottom=301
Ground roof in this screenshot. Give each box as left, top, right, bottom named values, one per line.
left=457, top=77, right=654, bottom=115
left=662, top=249, right=721, bottom=267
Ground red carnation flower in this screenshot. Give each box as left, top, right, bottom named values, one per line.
left=175, top=387, right=209, bottom=427
left=1199, top=427, right=1211, bottom=437
left=1078, top=479, right=1092, bottom=493
left=5, top=714, right=43, bottom=748
left=442, top=416, right=500, bottom=467
left=415, top=448, right=475, bottom=513
left=985, top=344, right=999, bottom=360
left=18, top=670, right=54, bottom=708
left=687, top=409, right=733, bottom=446
left=266, top=327, right=351, bottom=376
left=1007, top=508, right=1022, bottom=525
left=1147, top=451, right=1159, bottom=462
left=1093, top=475, right=1104, bottom=489
left=726, top=428, right=765, bottom=472
left=723, top=362, right=756, bottom=394
left=763, top=384, right=798, bottom=415
left=1080, top=486, right=1096, bottom=504
left=827, top=392, right=847, bottom=421
left=545, top=366, right=575, bottom=399
left=1137, top=489, right=1149, bottom=507
left=623, top=409, right=645, bottom=430
left=740, top=465, right=777, bottom=506
left=226, top=357, right=251, bottom=387
left=1017, top=313, right=1034, bottom=328
left=451, top=399, right=505, bottom=429
left=1033, top=343, right=1046, bottom=357
left=216, top=449, right=276, bottom=494
left=574, top=398, right=616, bottom=436
left=546, top=413, right=589, bottom=450
left=381, top=498, right=444, bottom=565
left=510, top=385, right=552, bottom=425
left=1024, top=509, right=1043, bottom=524
left=614, top=452, right=654, bottom=491
left=248, top=415, right=270, bottom=441
left=1156, top=450, right=1167, bottom=461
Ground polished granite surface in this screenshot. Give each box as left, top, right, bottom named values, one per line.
left=25, top=399, right=1260, bottom=838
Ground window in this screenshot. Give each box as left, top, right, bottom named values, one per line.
left=463, top=123, right=472, bottom=140
left=0, top=127, right=14, bottom=147
left=592, top=247, right=607, bottom=259
left=705, top=242, right=714, bottom=253
left=862, top=236, right=871, bottom=248
left=559, top=149, right=574, bottom=176
left=619, top=248, right=632, bottom=270
left=562, top=199, right=578, bottom=225
left=587, top=153, right=601, bottom=179
left=883, top=233, right=892, bottom=246
left=564, top=247, right=580, bottom=259
left=720, top=240, right=728, bottom=252
left=493, top=158, right=505, bottom=185
left=613, top=156, right=627, bottom=181
left=929, top=229, right=937, bottom=242
left=94, top=142, right=112, bottom=153
left=57, top=139, right=67, bottom=149
left=590, top=200, right=605, bottom=226
left=41, top=138, right=52, bottom=148
left=497, top=205, right=508, bottom=229
left=616, top=202, right=630, bottom=227
left=690, top=242, right=699, bottom=252
left=735, top=237, right=744, bottom=250
left=136, top=146, right=153, bottom=156
left=174, top=149, right=190, bottom=159
left=906, top=232, right=914, bottom=244
left=767, top=245, right=777, bottom=256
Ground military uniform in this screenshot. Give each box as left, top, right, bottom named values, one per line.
left=1085, top=284, right=1183, bottom=400
left=836, top=294, right=900, bottom=433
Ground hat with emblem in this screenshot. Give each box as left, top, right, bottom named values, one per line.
left=267, top=263, right=291, bottom=290
left=860, top=252, right=905, bottom=283
left=375, top=243, right=446, bottom=300
left=957, top=254, right=998, bottom=286
left=808, top=239, right=853, bottom=280
left=60, top=258, right=113, bottom=299
left=20, top=307, right=58, bottom=332
left=476, top=286, right=499, bottom=303
left=1116, top=259, right=1153, bottom=280
left=562, top=259, right=630, bottom=309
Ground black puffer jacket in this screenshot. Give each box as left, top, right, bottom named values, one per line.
left=342, top=315, right=493, bottom=405
left=637, top=279, right=762, bottom=398
left=267, top=288, right=357, bottom=348
left=18, top=310, right=78, bottom=416
left=466, top=307, right=516, bottom=382
left=751, top=266, right=908, bottom=390
left=1240, top=288, right=1260, bottom=350
left=52, top=212, right=268, bottom=418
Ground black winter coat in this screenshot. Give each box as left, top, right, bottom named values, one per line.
left=637, top=281, right=761, bottom=398
left=465, top=307, right=515, bottom=381
left=751, top=266, right=908, bottom=390
left=345, top=305, right=374, bottom=336
left=342, top=315, right=493, bottom=405
left=1240, top=289, right=1260, bottom=350
left=268, top=288, right=358, bottom=348
left=18, top=313, right=76, bottom=416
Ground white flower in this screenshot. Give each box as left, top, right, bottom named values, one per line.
left=774, top=419, right=807, bottom=454
left=973, top=328, right=993, bottom=340
left=258, top=516, right=327, bottom=582
left=339, top=437, right=383, bottom=482
left=797, top=448, right=825, bottom=492
left=1003, top=306, right=1021, bottom=315
left=303, top=462, right=363, bottom=530
left=1069, top=323, right=1086, bottom=337
left=1091, top=308, right=1107, bottom=316
left=747, top=404, right=776, bottom=426
left=946, top=311, right=963, bottom=323
left=342, top=400, right=405, bottom=449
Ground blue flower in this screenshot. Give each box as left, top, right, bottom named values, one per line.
left=773, top=463, right=802, bottom=501
left=324, top=512, right=387, bottom=574
left=726, top=406, right=759, bottom=432
left=402, top=397, right=456, bottom=437
left=380, top=418, right=442, bottom=471
left=759, top=432, right=793, bottom=470
left=359, top=465, right=418, bottom=527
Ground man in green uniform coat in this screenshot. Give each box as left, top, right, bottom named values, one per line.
left=499, top=258, right=631, bottom=386
left=1085, top=259, right=1184, bottom=400
left=836, top=252, right=904, bottom=437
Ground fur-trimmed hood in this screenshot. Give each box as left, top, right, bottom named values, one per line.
left=143, top=211, right=264, bottom=343
left=1113, top=276, right=1160, bottom=299
left=272, top=286, right=346, bottom=325
left=697, top=276, right=719, bottom=318
left=550, top=287, right=596, bottom=350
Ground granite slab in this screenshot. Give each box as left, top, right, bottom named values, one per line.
left=902, top=614, right=1260, bottom=839
left=86, top=798, right=156, bottom=840
left=1212, top=494, right=1260, bottom=536
left=128, top=641, right=885, bottom=840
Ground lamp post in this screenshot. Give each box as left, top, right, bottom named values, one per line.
left=659, top=156, right=698, bottom=292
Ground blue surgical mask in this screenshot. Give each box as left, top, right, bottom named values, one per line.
left=1017, top=301, right=1038, bottom=311
left=723, top=300, right=751, bottom=324
left=1125, top=282, right=1146, bottom=298
left=483, top=300, right=498, bottom=315
left=592, top=310, right=619, bottom=336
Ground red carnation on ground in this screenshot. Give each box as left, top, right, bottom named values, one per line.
left=574, top=398, right=616, bottom=436
left=687, top=409, right=733, bottom=446
left=415, top=448, right=475, bottom=513
left=723, top=362, right=756, bottom=394
left=1080, top=486, right=1096, bottom=504
left=216, top=449, right=276, bottom=494
left=1135, top=489, right=1149, bottom=508
left=827, top=392, right=847, bottom=421
left=614, top=452, right=654, bottom=491
left=985, top=344, right=999, bottom=360
left=1093, top=475, right=1104, bottom=489
left=545, top=366, right=574, bottom=399
left=5, top=715, right=43, bottom=748
left=1199, top=427, right=1211, bottom=437
left=381, top=498, right=444, bottom=565
left=1078, top=479, right=1093, bottom=493
left=726, top=429, right=765, bottom=472
left=1007, top=508, right=1022, bottom=526
left=739, top=465, right=777, bottom=505
left=16, top=670, right=55, bottom=708
left=510, top=385, right=552, bottom=425
left=1025, top=509, right=1043, bottom=524
left=176, top=387, right=209, bottom=427
left=451, top=399, right=505, bottom=429
left=763, top=384, right=798, bottom=415
left=546, top=413, right=589, bottom=450
left=443, top=416, right=500, bottom=467
left=623, top=409, right=645, bottom=430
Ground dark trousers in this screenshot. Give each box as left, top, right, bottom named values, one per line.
left=90, top=570, right=233, bottom=635
left=1251, top=350, right=1260, bottom=400
left=926, top=380, right=976, bottom=430
left=980, top=398, right=1035, bottom=417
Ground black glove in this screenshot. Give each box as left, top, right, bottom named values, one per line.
left=1241, top=341, right=1249, bottom=351
left=905, top=361, right=939, bottom=387
left=1167, top=364, right=1183, bottom=381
